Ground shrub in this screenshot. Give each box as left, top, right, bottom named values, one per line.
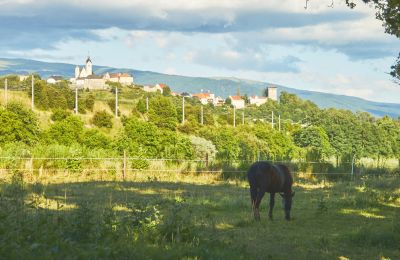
left=85, top=94, right=95, bottom=111
left=0, top=103, right=40, bottom=146
left=51, top=109, right=72, bottom=122
left=44, top=116, right=84, bottom=145
left=92, top=110, right=113, bottom=128
left=81, top=129, right=112, bottom=149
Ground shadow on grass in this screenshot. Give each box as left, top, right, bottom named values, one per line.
left=1, top=172, right=399, bottom=259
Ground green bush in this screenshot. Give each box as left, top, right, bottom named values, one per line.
left=44, top=116, right=84, bottom=146
left=91, top=110, right=113, bottom=128
left=0, top=103, right=40, bottom=146
left=51, top=109, right=72, bottom=122
left=81, top=129, right=112, bottom=149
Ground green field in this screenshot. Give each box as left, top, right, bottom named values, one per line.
left=1, top=171, right=399, bottom=259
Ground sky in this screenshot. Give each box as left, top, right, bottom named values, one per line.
left=0, top=0, right=399, bottom=103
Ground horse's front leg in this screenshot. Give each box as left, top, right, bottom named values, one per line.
left=268, top=193, right=275, bottom=220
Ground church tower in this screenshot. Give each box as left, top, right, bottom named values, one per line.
left=75, top=65, right=80, bottom=78
left=85, top=56, right=93, bottom=76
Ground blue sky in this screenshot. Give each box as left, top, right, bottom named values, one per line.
left=0, top=0, right=399, bottom=103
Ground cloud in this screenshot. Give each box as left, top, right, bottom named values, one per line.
left=190, top=48, right=302, bottom=73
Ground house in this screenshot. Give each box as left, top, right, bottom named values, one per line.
left=249, top=95, right=268, bottom=106
left=47, top=76, right=63, bottom=84
left=104, top=72, right=134, bottom=85
left=192, top=93, right=215, bottom=105
left=229, top=95, right=245, bottom=109
left=213, top=96, right=225, bottom=106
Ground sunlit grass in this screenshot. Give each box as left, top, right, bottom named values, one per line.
left=1, top=170, right=399, bottom=259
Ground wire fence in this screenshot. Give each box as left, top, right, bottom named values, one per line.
left=0, top=156, right=398, bottom=180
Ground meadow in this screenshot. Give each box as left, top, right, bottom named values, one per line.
left=0, top=170, right=399, bottom=259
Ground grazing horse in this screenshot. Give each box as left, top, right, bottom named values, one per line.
left=247, top=161, right=295, bottom=221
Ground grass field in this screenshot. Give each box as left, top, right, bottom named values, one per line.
left=0, top=170, right=399, bottom=259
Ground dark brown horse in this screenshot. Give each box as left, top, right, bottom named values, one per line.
left=247, top=161, right=295, bottom=221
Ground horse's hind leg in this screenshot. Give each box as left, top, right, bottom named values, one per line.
left=250, top=186, right=260, bottom=221
left=268, top=193, right=275, bottom=220
left=253, top=190, right=265, bottom=221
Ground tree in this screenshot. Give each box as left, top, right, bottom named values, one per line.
left=148, top=96, right=178, bottom=131
left=293, top=126, right=332, bottom=161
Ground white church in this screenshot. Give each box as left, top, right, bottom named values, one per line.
left=70, top=56, right=134, bottom=89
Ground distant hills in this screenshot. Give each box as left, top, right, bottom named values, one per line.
left=0, top=57, right=399, bottom=118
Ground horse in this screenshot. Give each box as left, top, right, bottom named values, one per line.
left=247, top=161, right=295, bottom=221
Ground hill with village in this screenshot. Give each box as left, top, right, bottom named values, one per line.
left=0, top=57, right=399, bottom=118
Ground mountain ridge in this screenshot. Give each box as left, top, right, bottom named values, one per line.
left=0, top=57, right=399, bottom=118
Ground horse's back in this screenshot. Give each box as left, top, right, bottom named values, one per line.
left=247, top=161, right=273, bottom=190
left=247, top=162, right=293, bottom=192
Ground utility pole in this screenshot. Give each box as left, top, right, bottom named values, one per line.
left=182, top=96, right=185, bottom=124
left=233, top=106, right=236, bottom=127
left=201, top=105, right=204, bottom=125
left=115, top=87, right=118, bottom=117
left=146, top=96, right=149, bottom=112
left=4, top=78, right=7, bottom=106
left=279, top=114, right=281, bottom=132
left=271, top=111, right=274, bottom=129
left=31, top=75, right=34, bottom=111
left=75, top=87, right=78, bottom=114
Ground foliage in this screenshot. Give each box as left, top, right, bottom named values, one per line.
left=85, top=93, right=95, bottom=111
left=148, top=96, right=178, bottom=131
left=0, top=103, right=40, bottom=146
left=293, top=126, right=332, bottom=161
left=51, top=109, right=72, bottom=122
left=91, top=110, right=113, bottom=128
left=81, top=129, right=112, bottom=149
left=28, top=80, right=74, bottom=110
left=189, top=136, right=217, bottom=161
left=43, top=116, right=84, bottom=146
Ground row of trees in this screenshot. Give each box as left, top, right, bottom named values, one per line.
left=0, top=78, right=399, bottom=168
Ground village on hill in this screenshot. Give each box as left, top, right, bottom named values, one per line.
left=45, top=56, right=278, bottom=109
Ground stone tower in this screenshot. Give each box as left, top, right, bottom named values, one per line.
left=267, top=86, right=278, bottom=101
left=85, top=56, right=93, bottom=76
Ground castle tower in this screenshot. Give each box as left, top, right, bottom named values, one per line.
left=267, top=86, right=278, bottom=101
left=75, top=66, right=80, bottom=78
left=85, top=56, right=93, bottom=76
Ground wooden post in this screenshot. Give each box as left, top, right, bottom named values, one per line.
left=205, top=153, right=209, bottom=168
left=201, top=105, right=204, bottom=125
left=182, top=96, right=185, bottom=124
left=75, top=87, right=78, bottom=114
left=123, top=150, right=127, bottom=181
left=271, top=111, right=274, bottom=129
left=279, top=114, right=281, bottom=132
left=233, top=106, right=236, bottom=127
left=31, top=75, right=34, bottom=111
left=4, top=78, right=7, bottom=106
left=115, top=87, right=118, bottom=118
left=146, top=96, right=149, bottom=111
left=242, top=110, right=244, bottom=125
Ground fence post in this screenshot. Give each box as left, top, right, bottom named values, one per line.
left=351, top=154, right=356, bottom=180
left=205, top=153, right=209, bottom=168
left=123, top=150, right=127, bottom=181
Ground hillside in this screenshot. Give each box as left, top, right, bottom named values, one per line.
left=0, top=57, right=399, bottom=118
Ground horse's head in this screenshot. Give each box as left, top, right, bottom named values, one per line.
left=280, top=191, right=295, bottom=220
